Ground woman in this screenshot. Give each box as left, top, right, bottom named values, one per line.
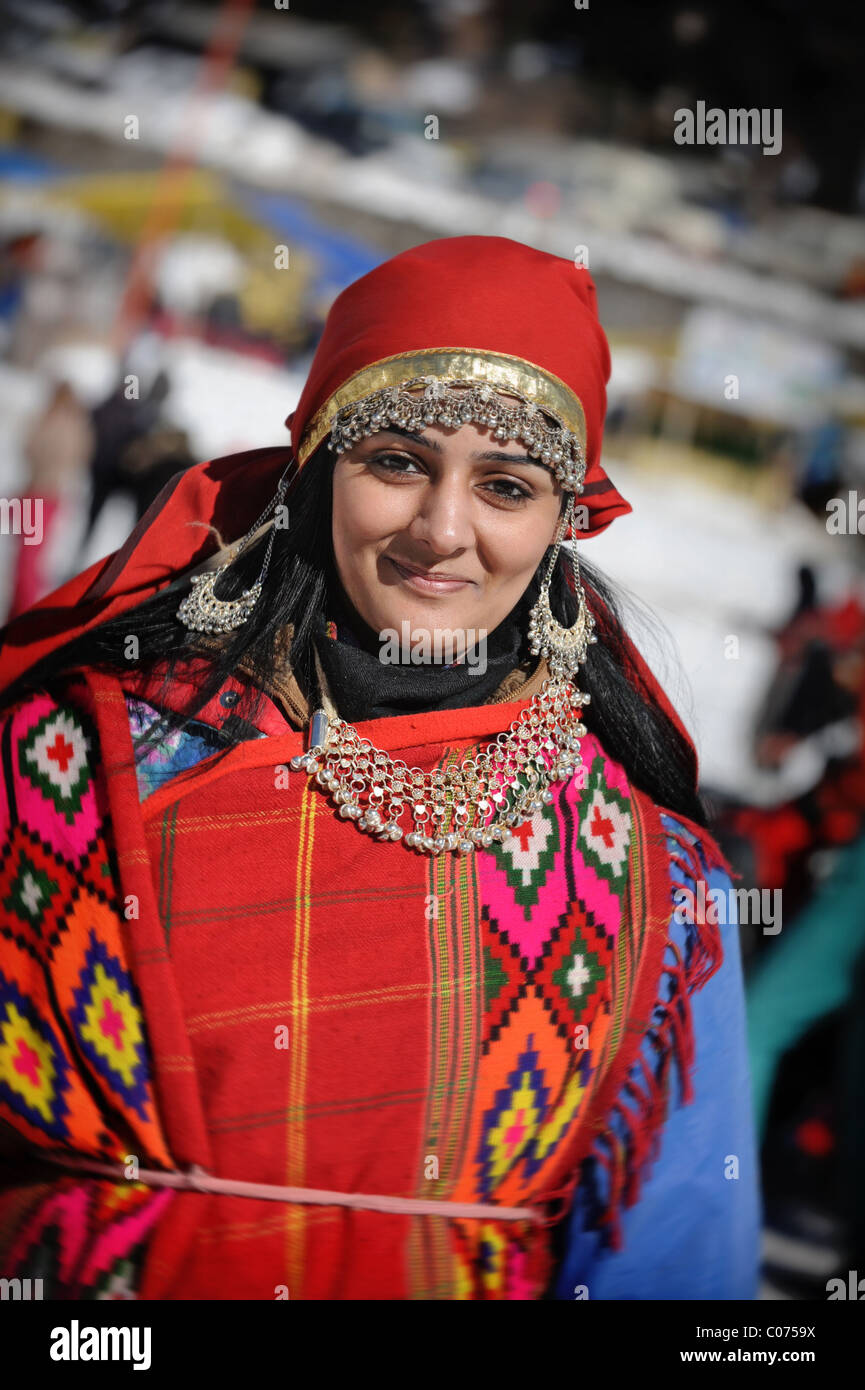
left=0, top=236, right=759, bottom=1300
left=7, top=378, right=94, bottom=618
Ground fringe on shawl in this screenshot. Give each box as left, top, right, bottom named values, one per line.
left=535, top=814, right=730, bottom=1255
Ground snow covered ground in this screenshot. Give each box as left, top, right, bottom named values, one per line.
left=583, top=459, right=858, bottom=800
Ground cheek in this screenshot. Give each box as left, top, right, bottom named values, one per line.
left=333, top=481, right=429, bottom=582
left=516, top=534, right=548, bottom=573
left=484, top=526, right=548, bottom=582
left=331, top=477, right=382, bottom=567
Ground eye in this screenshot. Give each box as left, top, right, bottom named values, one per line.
left=482, top=479, right=533, bottom=506
left=369, top=452, right=424, bottom=476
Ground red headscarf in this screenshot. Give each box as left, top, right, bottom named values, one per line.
left=287, top=235, right=630, bottom=538
left=1, top=237, right=640, bottom=706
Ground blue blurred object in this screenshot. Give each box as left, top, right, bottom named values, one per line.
left=0, top=144, right=59, bottom=181
left=238, top=188, right=383, bottom=299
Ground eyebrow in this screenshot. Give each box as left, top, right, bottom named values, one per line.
left=368, top=426, right=555, bottom=476
left=471, top=449, right=551, bottom=472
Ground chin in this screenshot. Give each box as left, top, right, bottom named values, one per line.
left=388, top=596, right=478, bottom=625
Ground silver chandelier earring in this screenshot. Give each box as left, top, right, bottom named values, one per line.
left=176, top=464, right=293, bottom=635
left=527, top=493, right=597, bottom=682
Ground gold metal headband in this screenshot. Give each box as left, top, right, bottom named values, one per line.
left=296, top=347, right=588, bottom=491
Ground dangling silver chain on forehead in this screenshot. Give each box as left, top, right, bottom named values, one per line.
left=327, top=377, right=586, bottom=494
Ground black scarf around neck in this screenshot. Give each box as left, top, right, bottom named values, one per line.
left=310, top=584, right=536, bottom=722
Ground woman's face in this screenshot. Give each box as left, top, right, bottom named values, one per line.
left=330, top=415, right=565, bottom=653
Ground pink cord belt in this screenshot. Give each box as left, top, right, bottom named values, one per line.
left=37, top=1151, right=542, bottom=1224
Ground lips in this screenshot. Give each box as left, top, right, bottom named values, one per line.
left=387, top=557, right=472, bottom=589
left=391, top=558, right=470, bottom=581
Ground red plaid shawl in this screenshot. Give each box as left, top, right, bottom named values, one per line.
left=0, top=663, right=726, bottom=1299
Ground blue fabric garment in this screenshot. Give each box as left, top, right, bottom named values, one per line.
left=553, top=814, right=762, bottom=1299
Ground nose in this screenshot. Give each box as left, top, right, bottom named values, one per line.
left=406, top=473, right=476, bottom=556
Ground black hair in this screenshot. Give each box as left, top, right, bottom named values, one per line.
left=0, top=440, right=706, bottom=826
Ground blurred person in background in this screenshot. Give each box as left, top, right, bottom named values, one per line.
left=77, top=369, right=172, bottom=565
left=6, top=378, right=94, bottom=620
left=796, top=416, right=846, bottom=518
left=118, top=423, right=197, bottom=526
left=0, top=232, right=42, bottom=356
left=0, top=237, right=758, bottom=1300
